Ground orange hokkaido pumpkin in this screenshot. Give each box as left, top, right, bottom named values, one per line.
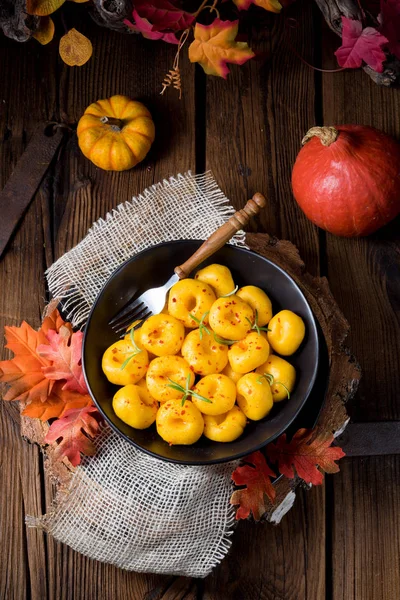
left=77, top=95, right=155, bottom=171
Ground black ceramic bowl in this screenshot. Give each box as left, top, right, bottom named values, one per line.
left=83, top=241, right=319, bottom=465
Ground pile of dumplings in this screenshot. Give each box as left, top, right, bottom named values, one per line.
left=101, top=264, right=305, bottom=446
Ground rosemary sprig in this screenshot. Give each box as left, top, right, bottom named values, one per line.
left=167, top=374, right=212, bottom=407
left=220, top=284, right=239, bottom=298
left=119, top=329, right=142, bottom=370
left=189, top=310, right=210, bottom=340
left=257, top=373, right=291, bottom=399
left=246, top=309, right=271, bottom=335
left=213, top=332, right=238, bottom=346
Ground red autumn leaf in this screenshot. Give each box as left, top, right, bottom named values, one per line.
left=379, top=0, right=400, bottom=59
left=45, top=405, right=102, bottom=466
left=266, top=428, right=346, bottom=485
left=233, top=0, right=282, bottom=14
left=125, top=10, right=179, bottom=43
left=188, top=19, right=255, bottom=78
left=230, top=451, right=276, bottom=521
left=335, top=17, right=388, bottom=72
left=131, top=0, right=194, bottom=32
left=37, top=326, right=88, bottom=395
left=0, top=322, right=54, bottom=403
left=22, top=381, right=92, bottom=421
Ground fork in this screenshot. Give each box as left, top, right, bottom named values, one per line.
left=109, top=192, right=267, bottom=335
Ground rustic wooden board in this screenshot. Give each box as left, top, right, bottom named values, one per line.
left=204, top=4, right=326, bottom=599
left=321, top=24, right=400, bottom=600
left=1, top=6, right=400, bottom=600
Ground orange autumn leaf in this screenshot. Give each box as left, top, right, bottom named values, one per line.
left=41, top=308, right=73, bottom=336
left=45, top=406, right=102, bottom=466
left=33, top=16, right=55, bottom=45
left=266, top=429, right=346, bottom=485
left=59, top=28, right=93, bottom=66
left=0, top=322, right=54, bottom=403
left=233, top=0, right=282, bottom=14
left=231, top=451, right=276, bottom=520
left=22, top=381, right=92, bottom=421
left=188, top=19, right=254, bottom=78
left=27, top=0, right=66, bottom=16
left=37, top=327, right=88, bottom=395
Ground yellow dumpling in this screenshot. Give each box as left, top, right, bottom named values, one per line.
left=146, top=355, right=194, bottom=402
left=228, top=332, right=270, bottom=374
left=203, top=405, right=247, bottom=442
left=267, top=310, right=305, bottom=356
left=192, top=374, right=236, bottom=415
left=167, top=279, right=216, bottom=328
left=256, top=355, right=296, bottom=402
left=140, top=314, right=185, bottom=357
left=181, top=328, right=228, bottom=376
left=156, top=399, right=204, bottom=445
left=194, top=264, right=235, bottom=297
left=208, top=295, right=253, bottom=341
left=221, top=363, right=243, bottom=384
left=102, top=339, right=149, bottom=386
left=113, top=384, right=158, bottom=429
left=236, top=373, right=273, bottom=420
left=237, top=285, right=272, bottom=326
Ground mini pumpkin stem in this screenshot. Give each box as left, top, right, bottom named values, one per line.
left=301, top=126, right=339, bottom=147
left=100, top=116, right=123, bottom=130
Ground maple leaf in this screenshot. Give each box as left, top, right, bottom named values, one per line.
left=335, top=17, right=388, bottom=72
left=45, top=406, right=102, bottom=466
left=266, top=428, right=346, bottom=485
left=41, top=308, right=72, bottom=336
left=379, top=0, right=400, bottom=59
left=124, top=10, right=180, bottom=44
left=22, top=381, right=92, bottom=421
left=0, top=322, right=54, bottom=403
left=230, top=451, right=276, bottom=521
left=233, top=0, right=282, bottom=14
left=37, top=326, right=88, bottom=395
left=188, top=19, right=255, bottom=78
left=132, top=0, right=194, bottom=32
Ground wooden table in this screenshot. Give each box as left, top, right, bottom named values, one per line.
left=1, top=5, right=399, bottom=600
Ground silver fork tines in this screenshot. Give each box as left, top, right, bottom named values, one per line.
left=109, top=273, right=179, bottom=335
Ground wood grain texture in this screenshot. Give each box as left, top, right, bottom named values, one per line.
left=205, top=0, right=320, bottom=275
left=204, top=486, right=325, bottom=600
left=331, top=457, right=400, bottom=600
left=321, top=25, right=400, bottom=423
left=205, top=4, right=326, bottom=598
left=320, top=23, right=400, bottom=600
left=0, top=5, right=400, bottom=600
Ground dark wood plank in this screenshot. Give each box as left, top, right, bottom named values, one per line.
left=205, top=2, right=321, bottom=275
left=204, top=3, right=325, bottom=599
left=331, top=457, right=400, bottom=600
left=321, top=24, right=400, bottom=600
left=0, top=15, right=197, bottom=600
left=53, top=13, right=196, bottom=261
left=338, top=422, right=400, bottom=457
left=205, top=487, right=325, bottom=600
left=43, top=16, right=198, bottom=600
left=0, top=29, right=58, bottom=600
left=321, top=26, right=400, bottom=423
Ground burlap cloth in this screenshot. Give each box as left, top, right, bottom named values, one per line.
left=25, top=171, right=360, bottom=577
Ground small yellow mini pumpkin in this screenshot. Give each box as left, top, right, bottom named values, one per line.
left=77, top=95, right=155, bottom=171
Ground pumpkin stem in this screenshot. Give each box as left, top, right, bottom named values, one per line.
left=100, top=116, right=123, bottom=130
left=301, top=126, right=338, bottom=147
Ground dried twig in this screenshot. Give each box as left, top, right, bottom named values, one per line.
left=160, top=29, right=190, bottom=100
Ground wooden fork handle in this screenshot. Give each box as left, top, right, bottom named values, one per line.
left=174, top=192, right=266, bottom=279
